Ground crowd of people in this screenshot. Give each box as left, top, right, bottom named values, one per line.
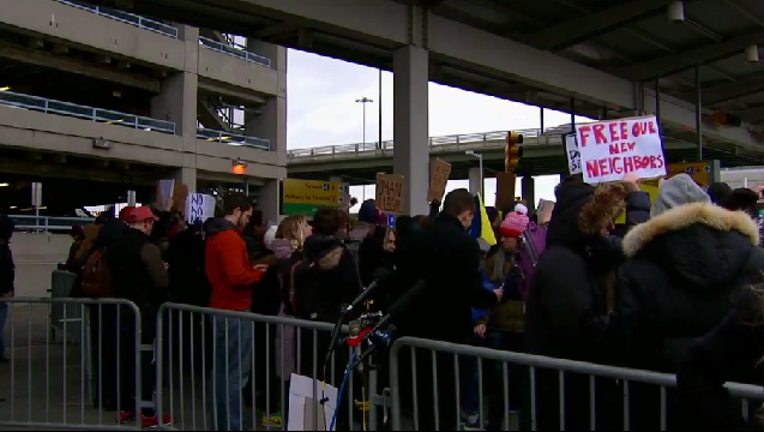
left=1, top=173, right=764, bottom=430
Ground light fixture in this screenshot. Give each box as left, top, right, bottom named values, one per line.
left=0, top=183, right=9, bottom=187
left=0, top=86, right=9, bottom=92
left=747, top=45, right=760, bottom=63
left=232, top=158, right=247, bottom=175
left=668, top=1, right=685, bottom=23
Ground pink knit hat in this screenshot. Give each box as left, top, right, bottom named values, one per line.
left=500, top=211, right=530, bottom=238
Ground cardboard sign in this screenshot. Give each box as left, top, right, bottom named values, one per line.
left=184, top=193, right=216, bottom=224
left=172, top=183, right=189, bottom=212
left=155, top=179, right=175, bottom=211
left=564, top=133, right=582, bottom=175
left=376, top=173, right=404, bottom=213
left=537, top=199, right=555, bottom=226
left=577, top=116, right=666, bottom=184
left=495, top=172, right=516, bottom=213
left=428, top=159, right=452, bottom=202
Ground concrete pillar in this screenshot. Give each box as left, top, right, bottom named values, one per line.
left=521, top=176, right=535, bottom=212
left=259, top=179, right=280, bottom=224
left=173, top=167, right=197, bottom=194
left=468, top=167, right=482, bottom=197
left=393, top=45, right=429, bottom=216
left=245, top=40, right=286, bottom=154
left=150, top=72, right=198, bottom=137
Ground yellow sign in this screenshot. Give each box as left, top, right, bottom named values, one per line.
left=615, top=182, right=660, bottom=224
left=282, top=179, right=341, bottom=205
left=666, top=161, right=712, bottom=186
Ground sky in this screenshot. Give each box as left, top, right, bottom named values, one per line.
left=285, top=49, right=593, bottom=213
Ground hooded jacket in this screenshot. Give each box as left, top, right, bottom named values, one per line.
left=525, top=180, right=627, bottom=362
left=615, top=202, right=764, bottom=372
left=205, top=217, right=264, bottom=311
left=292, top=234, right=361, bottom=322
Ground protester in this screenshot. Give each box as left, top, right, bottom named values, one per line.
left=524, top=176, right=630, bottom=430
left=350, top=199, right=378, bottom=241
left=0, top=214, right=14, bottom=365
left=616, top=174, right=764, bottom=429
left=205, top=193, right=267, bottom=431
left=63, top=225, right=85, bottom=270
left=707, top=181, right=732, bottom=205
left=108, top=206, right=170, bottom=427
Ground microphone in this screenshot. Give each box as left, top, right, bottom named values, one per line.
left=345, top=268, right=393, bottom=314
left=356, top=278, right=427, bottom=348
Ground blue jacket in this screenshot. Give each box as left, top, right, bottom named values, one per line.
left=472, top=271, right=496, bottom=322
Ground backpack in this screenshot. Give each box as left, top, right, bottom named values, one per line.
left=81, top=249, right=114, bottom=298
left=516, top=221, right=547, bottom=301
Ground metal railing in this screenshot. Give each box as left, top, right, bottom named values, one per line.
left=389, top=337, right=763, bottom=431
left=0, top=297, right=144, bottom=430
left=9, top=215, right=96, bottom=232
left=287, top=128, right=550, bottom=160
left=0, top=91, right=176, bottom=134
left=198, top=36, right=271, bottom=68
left=53, top=0, right=178, bottom=38
left=197, top=128, right=271, bottom=151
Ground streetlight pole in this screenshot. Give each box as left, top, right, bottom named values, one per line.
left=356, top=97, right=374, bottom=145
left=465, top=150, right=484, bottom=199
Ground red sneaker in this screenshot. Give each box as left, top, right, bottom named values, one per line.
left=141, top=414, right=174, bottom=428
left=118, top=410, right=136, bottom=424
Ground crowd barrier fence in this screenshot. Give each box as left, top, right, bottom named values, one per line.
left=0, top=297, right=144, bottom=430
left=2, top=298, right=763, bottom=431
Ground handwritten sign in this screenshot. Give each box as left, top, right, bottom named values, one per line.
left=577, top=116, right=666, bottom=184
left=184, top=193, right=216, bottom=224
left=376, top=173, right=404, bottom=214
left=155, top=179, right=175, bottom=211
left=428, top=158, right=451, bottom=202
left=564, top=133, right=582, bottom=175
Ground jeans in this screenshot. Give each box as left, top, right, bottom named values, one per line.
left=212, top=315, right=253, bottom=431
left=0, top=301, right=7, bottom=357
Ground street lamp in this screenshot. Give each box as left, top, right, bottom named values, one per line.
left=356, top=97, right=374, bottom=145
left=465, top=150, right=484, bottom=198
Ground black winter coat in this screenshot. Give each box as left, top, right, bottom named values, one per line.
left=616, top=202, right=764, bottom=373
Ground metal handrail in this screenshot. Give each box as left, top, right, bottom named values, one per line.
left=53, top=0, right=178, bottom=38
left=198, top=36, right=271, bottom=68
left=197, top=127, right=271, bottom=151
left=9, top=215, right=96, bottom=232
left=287, top=127, right=557, bottom=159
left=0, top=91, right=176, bottom=134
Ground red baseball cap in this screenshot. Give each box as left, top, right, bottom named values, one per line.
left=122, top=206, right=159, bottom=223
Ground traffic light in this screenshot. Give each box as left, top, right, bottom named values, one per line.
left=505, top=131, right=524, bottom=172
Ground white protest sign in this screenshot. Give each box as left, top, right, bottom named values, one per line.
left=576, top=116, right=666, bottom=184
left=184, top=193, right=216, bottom=224
left=564, top=133, right=582, bottom=175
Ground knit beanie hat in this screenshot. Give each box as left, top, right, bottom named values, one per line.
left=500, top=211, right=530, bottom=238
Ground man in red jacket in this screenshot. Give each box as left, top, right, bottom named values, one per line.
left=205, top=193, right=267, bottom=431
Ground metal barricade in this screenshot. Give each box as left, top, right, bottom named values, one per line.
left=155, top=302, right=385, bottom=431
left=0, top=297, right=144, bottom=430
left=49, top=270, right=83, bottom=343
left=389, top=337, right=764, bottom=431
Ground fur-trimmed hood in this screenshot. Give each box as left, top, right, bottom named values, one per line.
left=622, top=202, right=760, bottom=289
left=546, top=179, right=627, bottom=248
left=303, top=234, right=345, bottom=270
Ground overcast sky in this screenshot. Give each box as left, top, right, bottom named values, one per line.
left=286, top=49, right=592, bottom=212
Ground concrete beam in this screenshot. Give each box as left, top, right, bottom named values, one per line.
left=256, top=22, right=302, bottom=38
left=617, top=29, right=764, bottom=80
left=526, top=0, right=676, bottom=51
left=197, top=79, right=267, bottom=105
left=676, top=73, right=764, bottom=105
left=0, top=43, right=160, bottom=93
left=197, top=98, right=232, bottom=131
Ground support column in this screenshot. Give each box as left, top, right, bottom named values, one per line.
left=173, top=167, right=197, bottom=194
left=393, top=45, right=429, bottom=216
left=521, top=176, right=535, bottom=212
left=468, top=167, right=482, bottom=196
left=245, top=40, right=287, bottom=154
left=259, top=180, right=280, bottom=224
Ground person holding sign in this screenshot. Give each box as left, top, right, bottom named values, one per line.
left=204, top=193, right=268, bottom=432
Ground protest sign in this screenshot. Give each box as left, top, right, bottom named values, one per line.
left=376, top=173, right=404, bottom=213
left=155, top=179, right=175, bottom=211
left=428, top=158, right=451, bottom=202
left=184, top=193, right=216, bottom=224
left=576, top=116, right=666, bottom=184
left=563, top=132, right=582, bottom=175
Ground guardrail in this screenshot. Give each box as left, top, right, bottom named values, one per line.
left=9, top=215, right=95, bottom=232
left=0, top=91, right=176, bottom=135
left=197, top=128, right=271, bottom=151
left=287, top=128, right=552, bottom=159
left=53, top=0, right=179, bottom=38
left=198, top=36, right=271, bottom=68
